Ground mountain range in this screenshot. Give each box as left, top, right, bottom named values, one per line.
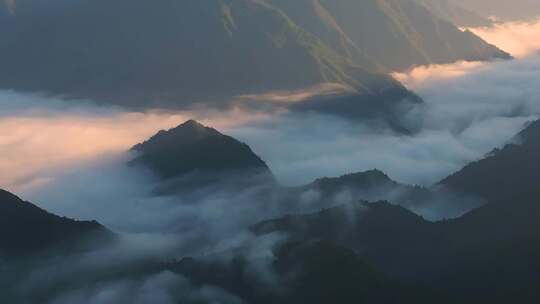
left=166, top=119, right=540, bottom=303
left=2, top=1, right=540, bottom=302
left=248, top=197, right=540, bottom=302
left=153, top=118, right=540, bottom=303
left=4, top=117, right=540, bottom=302
left=0, top=0, right=508, bottom=126
left=130, top=120, right=481, bottom=218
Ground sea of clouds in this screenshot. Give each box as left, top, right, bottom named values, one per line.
left=1, top=18, right=540, bottom=303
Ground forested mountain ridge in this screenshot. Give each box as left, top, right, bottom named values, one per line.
left=0, top=0, right=405, bottom=106
left=0, top=0, right=507, bottom=111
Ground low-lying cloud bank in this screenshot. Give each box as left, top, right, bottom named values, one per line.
left=225, top=112, right=533, bottom=187
left=3, top=59, right=540, bottom=191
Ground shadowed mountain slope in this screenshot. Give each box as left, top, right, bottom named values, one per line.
left=252, top=195, right=540, bottom=302
left=170, top=238, right=445, bottom=304
left=0, top=0, right=409, bottom=109
left=252, top=201, right=439, bottom=276
left=0, top=0, right=508, bottom=125
left=0, top=189, right=112, bottom=256
left=440, top=119, right=540, bottom=203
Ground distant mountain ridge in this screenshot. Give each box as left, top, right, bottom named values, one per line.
left=121, top=117, right=540, bottom=303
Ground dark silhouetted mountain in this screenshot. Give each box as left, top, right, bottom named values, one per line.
left=253, top=192, right=540, bottom=302
left=252, top=201, right=441, bottom=277
left=424, top=193, right=540, bottom=303
left=440, top=119, right=540, bottom=203
left=268, top=0, right=509, bottom=71
left=170, top=238, right=445, bottom=304
left=0, top=189, right=112, bottom=257
left=253, top=201, right=431, bottom=245
left=130, top=120, right=274, bottom=191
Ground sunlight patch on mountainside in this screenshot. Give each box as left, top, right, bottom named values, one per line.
left=234, top=83, right=354, bottom=104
